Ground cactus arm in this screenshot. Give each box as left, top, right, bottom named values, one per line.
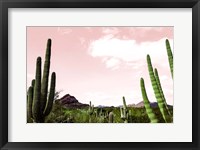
left=31, top=79, right=35, bottom=88
left=32, top=57, right=42, bottom=123
left=31, top=79, right=35, bottom=97
left=147, top=55, right=171, bottom=123
left=140, top=78, right=158, bottom=123
left=41, top=39, right=51, bottom=113
left=28, top=86, right=33, bottom=120
left=44, top=72, right=56, bottom=116
left=154, top=69, right=171, bottom=116
left=165, top=39, right=173, bottom=78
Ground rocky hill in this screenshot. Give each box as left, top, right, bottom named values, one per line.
left=56, top=94, right=89, bottom=108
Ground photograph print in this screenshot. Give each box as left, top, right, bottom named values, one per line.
left=27, top=27, right=173, bottom=123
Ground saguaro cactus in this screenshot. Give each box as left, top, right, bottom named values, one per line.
left=27, top=39, right=56, bottom=123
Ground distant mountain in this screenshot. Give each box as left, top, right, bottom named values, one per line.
left=128, top=101, right=173, bottom=108
left=56, top=94, right=89, bottom=108
left=96, top=105, right=106, bottom=108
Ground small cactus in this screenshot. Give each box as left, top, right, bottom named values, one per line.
left=88, top=101, right=94, bottom=123
left=109, top=112, right=114, bottom=123
left=120, top=96, right=128, bottom=123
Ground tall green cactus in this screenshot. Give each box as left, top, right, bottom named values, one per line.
left=28, top=39, right=56, bottom=123
left=166, top=39, right=173, bottom=78
left=147, top=55, right=171, bottom=123
left=140, top=78, right=158, bottom=123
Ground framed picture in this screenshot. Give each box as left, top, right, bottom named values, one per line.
left=0, top=0, right=199, bottom=149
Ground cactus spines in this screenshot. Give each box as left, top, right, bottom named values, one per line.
left=147, top=55, right=171, bottom=123
left=28, top=39, right=56, bottom=123
left=41, top=39, right=52, bottom=113
left=109, top=112, right=114, bottom=123
left=140, top=78, right=158, bottom=123
left=166, top=39, right=173, bottom=78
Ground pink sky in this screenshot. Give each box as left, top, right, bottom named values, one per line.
left=27, top=27, right=173, bottom=106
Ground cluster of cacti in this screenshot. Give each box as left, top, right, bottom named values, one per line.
left=27, top=39, right=56, bottom=123
left=120, top=97, right=129, bottom=123
left=87, top=101, right=115, bottom=123
left=140, top=39, right=173, bottom=123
